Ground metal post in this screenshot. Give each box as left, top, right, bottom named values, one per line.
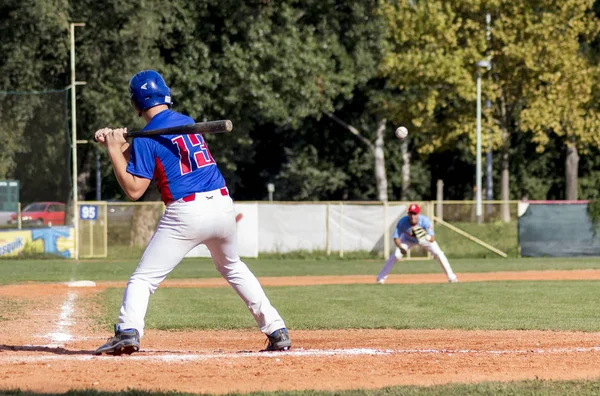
left=70, top=22, right=85, bottom=260
left=17, top=202, right=21, bottom=230
left=476, top=71, right=482, bottom=224
left=339, top=203, right=343, bottom=258
left=485, top=13, right=493, bottom=215
left=436, top=180, right=444, bottom=221
left=326, top=204, right=330, bottom=256
left=89, top=220, right=93, bottom=257
left=486, top=102, right=493, bottom=211
left=96, top=150, right=101, bottom=201
left=383, top=201, right=389, bottom=258
left=103, top=203, right=108, bottom=257
left=267, top=183, right=274, bottom=202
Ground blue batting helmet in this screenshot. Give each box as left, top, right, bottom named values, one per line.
left=129, top=70, right=173, bottom=112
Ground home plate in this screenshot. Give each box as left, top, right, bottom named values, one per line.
left=66, top=280, right=96, bottom=287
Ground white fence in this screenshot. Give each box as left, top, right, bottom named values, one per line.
left=188, top=202, right=432, bottom=258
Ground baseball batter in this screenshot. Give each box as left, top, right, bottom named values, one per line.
left=376, top=204, right=458, bottom=284
left=94, top=70, right=291, bottom=355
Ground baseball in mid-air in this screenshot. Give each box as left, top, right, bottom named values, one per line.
left=395, top=126, right=408, bottom=140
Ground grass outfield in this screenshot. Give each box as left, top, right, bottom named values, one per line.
left=3, top=256, right=600, bottom=284
left=94, top=280, right=600, bottom=332
left=3, top=379, right=600, bottom=395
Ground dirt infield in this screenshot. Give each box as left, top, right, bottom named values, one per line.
left=1, top=271, right=600, bottom=393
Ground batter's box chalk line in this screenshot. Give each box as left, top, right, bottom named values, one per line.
left=3, top=346, right=600, bottom=364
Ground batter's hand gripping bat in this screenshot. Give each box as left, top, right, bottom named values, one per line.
left=94, top=120, right=233, bottom=142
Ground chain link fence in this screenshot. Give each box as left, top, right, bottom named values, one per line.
left=434, top=201, right=519, bottom=258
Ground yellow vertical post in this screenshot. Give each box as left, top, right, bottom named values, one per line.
left=17, top=202, right=21, bottom=230
left=89, top=219, right=93, bottom=257
left=70, top=22, right=85, bottom=260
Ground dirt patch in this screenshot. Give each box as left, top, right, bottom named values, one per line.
left=1, top=271, right=600, bottom=393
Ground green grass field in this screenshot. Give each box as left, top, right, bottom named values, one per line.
left=3, top=379, right=600, bottom=396
left=3, top=255, right=600, bottom=395
left=3, top=256, right=600, bottom=285
left=93, top=281, right=600, bottom=332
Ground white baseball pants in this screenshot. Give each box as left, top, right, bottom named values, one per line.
left=117, top=188, right=286, bottom=337
left=376, top=240, right=457, bottom=282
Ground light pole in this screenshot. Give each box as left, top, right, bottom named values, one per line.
left=485, top=13, right=493, bottom=214
left=476, top=59, right=491, bottom=225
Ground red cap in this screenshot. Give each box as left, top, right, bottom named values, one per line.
left=408, top=204, right=420, bottom=214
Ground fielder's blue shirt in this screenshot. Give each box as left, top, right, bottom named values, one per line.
left=393, top=215, right=434, bottom=243
left=126, top=110, right=225, bottom=203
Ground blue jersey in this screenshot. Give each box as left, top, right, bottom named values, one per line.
left=126, top=110, right=225, bottom=203
left=392, top=215, right=434, bottom=243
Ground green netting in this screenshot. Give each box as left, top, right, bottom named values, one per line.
left=519, top=203, right=600, bottom=257
left=0, top=89, right=71, bottom=207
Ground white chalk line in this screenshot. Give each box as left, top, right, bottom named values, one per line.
left=2, top=345, right=600, bottom=364
left=39, top=292, right=77, bottom=347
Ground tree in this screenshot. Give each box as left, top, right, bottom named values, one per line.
left=156, top=0, right=386, bottom=200
left=0, top=0, right=70, bottom=193
left=489, top=0, right=599, bottom=209
left=380, top=0, right=599, bottom=213
left=379, top=0, right=489, bottom=206
left=519, top=0, right=600, bottom=200
left=324, top=112, right=389, bottom=201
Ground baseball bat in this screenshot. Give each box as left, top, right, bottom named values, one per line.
left=94, top=120, right=233, bottom=142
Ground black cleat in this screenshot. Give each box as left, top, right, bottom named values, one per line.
left=95, top=325, right=140, bottom=356
left=265, top=328, right=292, bottom=351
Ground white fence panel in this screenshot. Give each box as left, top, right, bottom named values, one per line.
left=258, top=204, right=327, bottom=253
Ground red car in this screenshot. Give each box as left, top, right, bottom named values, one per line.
left=9, top=202, right=66, bottom=226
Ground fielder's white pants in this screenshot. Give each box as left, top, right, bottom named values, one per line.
left=376, top=240, right=457, bottom=282
left=118, top=189, right=286, bottom=337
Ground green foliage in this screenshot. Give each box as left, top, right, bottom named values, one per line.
left=0, top=0, right=70, bottom=192
left=380, top=0, right=600, bottom=202
left=587, top=199, right=600, bottom=236
left=2, top=1, right=600, bottom=202
left=275, top=146, right=349, bottom=200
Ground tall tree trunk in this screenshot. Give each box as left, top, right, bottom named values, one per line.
left=130, top=183, right=163, bottom=248
left=401, top=140, right=410, bottom=201
left=77, top=151, right=92, bottom=200
left=324, top=112, right=389, bottom=202
left=374, top=118, right=388, bottom=202
left=501, top=127, right=510, bottom=222
left=65, top=151, right=92, bottom=226
left=565, top=140, right=579, bottom=200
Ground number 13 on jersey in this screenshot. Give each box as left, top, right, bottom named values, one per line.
left=171, top=134, right=216, bottom=175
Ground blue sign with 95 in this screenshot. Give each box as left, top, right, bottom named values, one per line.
left=80, top=205, right=98, bottom=220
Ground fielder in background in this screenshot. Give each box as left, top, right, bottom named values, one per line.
left=376, top=204, right=458, bottom=284
left=93, top=70, right=291, bottom=355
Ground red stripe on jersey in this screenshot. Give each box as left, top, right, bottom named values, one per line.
left=154, top=158, right=173, bottom=204
left=188, top=134, right=200, bottom=145
left=171, top=136, right=192, bottom=174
